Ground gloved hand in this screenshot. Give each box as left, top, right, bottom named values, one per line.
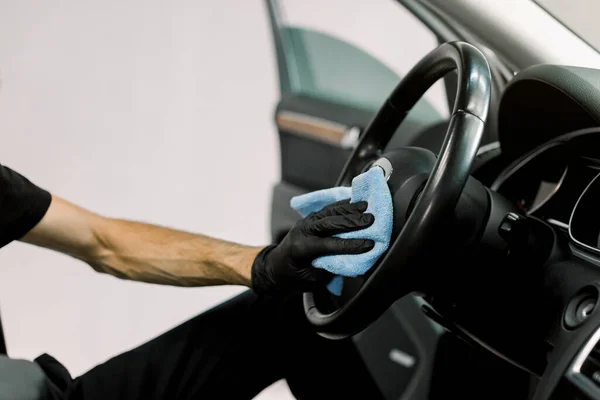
left=251, top=199, right=375, bottom=296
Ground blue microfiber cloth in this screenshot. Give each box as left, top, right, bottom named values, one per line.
left=290, top=167, right=393, bottom=295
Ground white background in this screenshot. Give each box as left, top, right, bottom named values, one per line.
left=0, top=0, right=451, bottom=398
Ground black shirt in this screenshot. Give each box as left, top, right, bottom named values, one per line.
left=0, top=166, right=68, bottom=399
left=0, top=165, right=51, bottom=249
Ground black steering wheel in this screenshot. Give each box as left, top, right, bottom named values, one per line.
left=303, top=41, right=492, bottom=338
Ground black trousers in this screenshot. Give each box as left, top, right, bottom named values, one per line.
left=36, top=290, right=383, bottom=400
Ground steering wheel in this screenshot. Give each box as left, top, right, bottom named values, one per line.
left=303, top=41, right=492, bottom=339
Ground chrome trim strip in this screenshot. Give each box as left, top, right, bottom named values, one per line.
left=476, top=141, right=500, bottom=156
left=566, top=325, right=600, bottom=398
left=547, top=218, right=569, bottom=230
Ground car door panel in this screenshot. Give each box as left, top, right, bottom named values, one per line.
left=275, top=94, right=371, bottom=191
left=276, top=94, right=449, bottom=190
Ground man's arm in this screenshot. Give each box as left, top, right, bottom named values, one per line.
left=22, top=196, right=260, bottom=287
left=2, top=163, right=374, bottom=293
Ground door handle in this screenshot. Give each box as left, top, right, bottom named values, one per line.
left=276, top=111, right=361, bottom=150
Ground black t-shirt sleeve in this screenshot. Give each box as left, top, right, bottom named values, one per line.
left=0, top=165, right=51, bottom=249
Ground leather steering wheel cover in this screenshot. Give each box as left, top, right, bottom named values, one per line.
left=303, top=42, right=492, bottom=338
left=336, top=41, right=491, bottom=185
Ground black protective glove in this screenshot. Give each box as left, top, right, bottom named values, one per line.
left=251, top=199, right=375, bottom=296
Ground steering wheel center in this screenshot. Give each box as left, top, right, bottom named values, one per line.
left=375, top=148, right=437, bottom=234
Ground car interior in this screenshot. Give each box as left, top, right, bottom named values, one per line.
left=0, top=1, right=598, bottom=399
left=266, top=0, right=600, bottom=399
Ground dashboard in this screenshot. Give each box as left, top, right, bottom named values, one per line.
left=425, top=59, right=600, bottom=400
left=489, top=63, right=600, bottom=265
left=492, top=127, right=600, bottom=255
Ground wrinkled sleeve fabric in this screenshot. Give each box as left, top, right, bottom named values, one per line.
left=0, top=165, right=51, bottom=249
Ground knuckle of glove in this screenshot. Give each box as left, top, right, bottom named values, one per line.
left=305, top=211, right=318, bottom=222
left=312, top=219, right=333, bottom=235
left=343, top=201, right=367, bottom=214
left=320, top=199, right=350, bottom=213
left=302, top=218, right=328, bottom=237
left=327, top=203, right=353, bottom=217
left=336, top=214, right=363, bottom=231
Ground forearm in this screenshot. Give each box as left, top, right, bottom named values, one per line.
left=23, top=196, right=261, bottom=287
left=89, top=218, right=260, bottom=287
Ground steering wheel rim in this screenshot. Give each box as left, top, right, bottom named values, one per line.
left=303, top=41, right=492, bottom=339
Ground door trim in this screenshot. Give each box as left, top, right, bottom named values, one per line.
left=275, top=110, right=359, bottom=149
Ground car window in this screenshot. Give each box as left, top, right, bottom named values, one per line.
left=534, top=0, right=600, bottom=51
left=278, top=0, right=450, bottom=121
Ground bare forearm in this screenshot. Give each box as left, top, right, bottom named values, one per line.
left=23, top=196, right=261, bottom=287
left=89, top=218, right=260, bottom=287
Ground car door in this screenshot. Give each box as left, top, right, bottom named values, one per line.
left=266, top=0, right=452, bottom=237
left=264, top=1, right=450, bottom=399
